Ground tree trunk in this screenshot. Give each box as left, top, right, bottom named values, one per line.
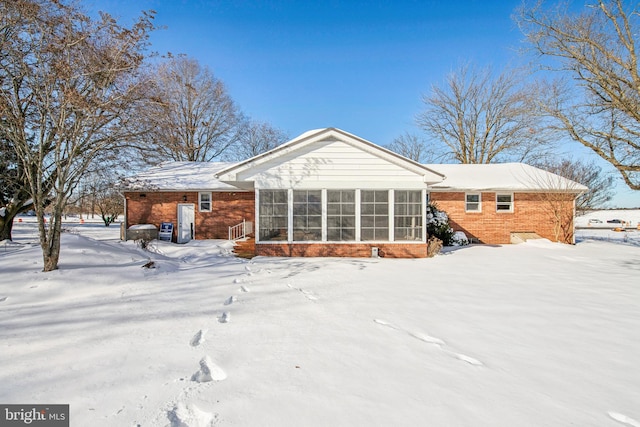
left=0, top=214, right=15, bottom=241
left=0, top=199, right=31, bottom=241
left=40, top=210, right=63, bottom=272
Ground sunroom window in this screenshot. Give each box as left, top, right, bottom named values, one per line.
left=361, top=190, right=389, bottom=241
left=327, top=190, right=356, bottom=241
left=259, top=190, right=288, bottom=241
left=394, top=190, right=422, bottom=240
left=293, top=190, right=322, bottom=241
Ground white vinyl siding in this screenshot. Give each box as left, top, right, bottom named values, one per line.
left=465, top=193, right=481, bottom=212
left=239, top=140, right=430, bottom=190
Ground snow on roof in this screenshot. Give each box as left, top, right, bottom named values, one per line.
left=122, top=162, right=240, bottom=191
left=426, top=163, right=589, bottom=192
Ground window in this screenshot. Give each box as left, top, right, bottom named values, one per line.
left=259, top=190, right=288, bottom=241
left=465, top=193, right=481, bottom=212
left=361, top=190, right=389, bottom=241
left=496, top=193, right=513, bottom=212
left=199, top=192, right=211, bottom=212
left=327, top=190, right=355, bottom=241
left=394, top=190, right=422, bottom=240
left=293, top=190, right=322, bottom=241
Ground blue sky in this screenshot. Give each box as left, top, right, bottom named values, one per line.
left=87, top=0, right=638, bottom=207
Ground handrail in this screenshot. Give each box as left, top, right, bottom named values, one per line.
left=229, top=219, right=253, bottom=241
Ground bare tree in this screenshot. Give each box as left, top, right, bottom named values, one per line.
left=0, top=0, right=155, bottom=271
left=138, top=56, right=244, bottom=163
left=95, top=184, right=124, bottom=227
left=386, top=132, right=441, bottom=163
left=517, top=0, right=640, bottom=190
left=534, top=158, right=615, bottom=214
left=417, top=63, right=552, bottom=164
left=0, top=133, right=33, bottom=241
left=225, top=120, right=289, bottom=161
left=523, top=167, right=587, bottom=243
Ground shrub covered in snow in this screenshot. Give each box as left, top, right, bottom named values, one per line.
left=426, top=202, right=468, bottom=246
left=451, top=231, right=469, bottom=246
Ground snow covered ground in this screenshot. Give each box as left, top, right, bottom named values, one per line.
left=1, top=213, right=639, bottom=427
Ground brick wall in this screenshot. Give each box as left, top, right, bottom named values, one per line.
left=125, top=191, right=255, bottom=241
left=430, top=191, right=576, bottom=244
left=256, top=242, right=427, bottom=258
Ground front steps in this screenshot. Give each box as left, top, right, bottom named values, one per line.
left=233, top=237, right=256, bottom=259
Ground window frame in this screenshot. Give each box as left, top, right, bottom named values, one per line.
left=360, top=190, right=390, bottom=241
left=394, top=190, right=423, bottom=241
left=496, top=193, right=514, bottom=213
left=258, top=189, right=289, bottom=241
left=198, top=192, right=212, bottom=212
left=327, top=190, right=356, bottom=241
left=292, top=190, right=323, bottom=241
left=465, top=192, right=482, bottom=213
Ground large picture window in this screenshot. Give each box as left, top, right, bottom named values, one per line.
left=327, top=190, right=355, bottom=241
left=361, top=190, right=389, bottom=241
left=259, top=190, right=288, bottom=241
left=394, top=190, right=422, bottom=240
left=293, top=190, right=322, bottom=241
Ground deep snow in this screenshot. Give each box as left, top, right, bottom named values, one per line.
left=1, top=214, right=639, bottom=427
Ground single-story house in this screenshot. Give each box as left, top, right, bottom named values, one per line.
left=122, top=128, right=587, bottom=258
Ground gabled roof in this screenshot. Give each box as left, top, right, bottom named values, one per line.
left=122, top=162, right=240, bottom=191
left=426, top=163, right=589, bottom=192
left=216, top=127, right=445, bottom=183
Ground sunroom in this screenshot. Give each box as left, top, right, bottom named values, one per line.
left=215, top=128, right=444, bottom=258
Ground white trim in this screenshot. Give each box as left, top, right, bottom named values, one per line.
left=287, top=189, right=294, bottom=243
left=321, top=189, right=328, bottom=241
left=355, top=189, right=362, bottom=241
left=255, top=190, right=261, bottom=243
left=465, top=192, right=482, bottom=213
left=198, top=192, right=212, bottom=212
left=496, top=192, right=514, bottom=213
left=388, top=189, right=395, bottom=242
left=422, top=189, right=428, bottom=243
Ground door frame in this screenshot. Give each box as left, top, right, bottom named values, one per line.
left=177, top=203, right=195, bottom=244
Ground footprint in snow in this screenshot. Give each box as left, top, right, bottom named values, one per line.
left=191, top=355, right=227, bottom=382
left=288, top=284, right=318, bottom=301
left=240, top=286, right=250, bottom=293
left=608, top=412, right=640, bottom=427
left=219, top=312, right=230, bottom=323
left=167, top=402, right=216, bottom=427
left=224, top=296, right=236, bottom=305
left=374, top=319, right=483, bottom=367
left=454, top=353, right=484, bottom=366
left=189, top=329, right=207, bottom=347
left=0, top=297, right=7, bottom=302
left=408, top=331, right=445, bottom=346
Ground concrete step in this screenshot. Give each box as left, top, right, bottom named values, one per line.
left=510, top=232, right=543, bottom=244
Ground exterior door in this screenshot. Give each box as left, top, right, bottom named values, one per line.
left=177, top=203, right=195, bottom=244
